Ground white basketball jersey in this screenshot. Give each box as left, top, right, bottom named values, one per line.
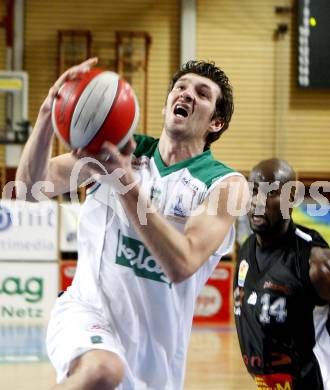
left=313, top=305, right=330, bottom=389
left=72, top=135, right=238, bottom=389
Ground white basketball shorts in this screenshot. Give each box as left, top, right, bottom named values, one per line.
left=46, top=289, right=126, bottom=385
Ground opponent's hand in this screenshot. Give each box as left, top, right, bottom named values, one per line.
left=309, top=247, right=330, bottom=302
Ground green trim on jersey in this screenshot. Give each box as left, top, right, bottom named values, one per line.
left=133, top=134, right=235, bottom=188
left=154, top=146, right=234, bottom=188
left=133, top=134, right=158, bottom=158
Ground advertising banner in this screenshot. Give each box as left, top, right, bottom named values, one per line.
left=193, top=262, right=233, bottom=326
left=0, top=262, right=59, bottom=324
left=293, top=200, right=330, bottom=245
left=0, top=325, right=48, bottom=363
left=0, top=200, right=58, bottom=261
left=60, top=202, right=80, bottom=252
left=60, top=260, right=77, bottom=291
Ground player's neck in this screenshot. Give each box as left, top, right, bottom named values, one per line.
left=158, top=132, right=205, bottom=166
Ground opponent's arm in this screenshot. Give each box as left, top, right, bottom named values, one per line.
left=309, top=247, right=330, bottom=302
left=15, top=58, right=98, bottom=201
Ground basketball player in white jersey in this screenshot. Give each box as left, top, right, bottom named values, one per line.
left=16, top=58, right=248, bottom=389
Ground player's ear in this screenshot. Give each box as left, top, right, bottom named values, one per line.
left=209, top=117, right=224, bottom=133
left=162, top=107, right=166, bottom=116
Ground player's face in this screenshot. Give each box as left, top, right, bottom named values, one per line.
left=163, top=73, right=222, bottom=143
left=248, top=171, right=285, bottom=234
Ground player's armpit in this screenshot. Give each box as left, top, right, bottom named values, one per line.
left=309, top=247, right=330, bottom=302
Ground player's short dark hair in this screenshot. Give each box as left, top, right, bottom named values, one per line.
left=169, top=60, right=234, bottom=150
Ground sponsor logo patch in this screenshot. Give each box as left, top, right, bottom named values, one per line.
left=263, top=281, right=292, bottom=295
left=86, top=324, right=110, bottom=335
left=116, top=230, right=171, bottom=286
left=254, top=373, right=293, bottom=389
left=238, top=260, right=249, bottom=287
left=90, top=335, right=103, bottom=344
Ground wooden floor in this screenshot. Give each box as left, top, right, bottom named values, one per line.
left=185, top=328, right=255, bottom=389
left=0, top=327, right=255, bottom=390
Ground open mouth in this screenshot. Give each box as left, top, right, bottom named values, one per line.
left=250, top=215, right=267, bottom=226
left=174, top=105, right=189, bottom=118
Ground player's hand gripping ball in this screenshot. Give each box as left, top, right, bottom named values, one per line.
left=51, top=69, right=139, bottom=153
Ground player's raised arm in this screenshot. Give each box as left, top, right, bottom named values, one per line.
left=15, top=58, right=98, bottom=201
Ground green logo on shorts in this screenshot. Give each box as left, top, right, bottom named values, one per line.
left=91, top=335, right=103, bottom=344
left=115, top=230, right=171, bottom=286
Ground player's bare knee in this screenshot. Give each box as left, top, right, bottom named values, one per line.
left=83, top=351, right=124, bottom=389
left=94, top=355, right=124, bottom=388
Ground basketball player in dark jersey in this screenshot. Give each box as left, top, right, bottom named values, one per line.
left=233, top=158, right=330, bottom=390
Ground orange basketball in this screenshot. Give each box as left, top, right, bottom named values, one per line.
left=51, top=68, right=139, bottom=153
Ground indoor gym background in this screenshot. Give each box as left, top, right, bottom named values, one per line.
left=0, top=0, right=329, bottom=389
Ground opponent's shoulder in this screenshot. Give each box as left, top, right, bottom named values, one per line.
left=133, top=134, right=159, bottom=158
left=294, top=224, right=329, bottom=249
left=292, top=223, right=330, bottom=303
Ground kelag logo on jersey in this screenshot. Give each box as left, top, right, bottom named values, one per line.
left=115, top=230, right=170, bottom=286
left=0, top=206, right=12, bottom=231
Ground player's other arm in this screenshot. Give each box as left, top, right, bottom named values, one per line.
left=15, top=103, right=92, bottom=201
left=15, top=58, right=98, bottom=201
left=309, top=247, right=330, bottom=302
left=121, top=174, right=249, bottom=283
